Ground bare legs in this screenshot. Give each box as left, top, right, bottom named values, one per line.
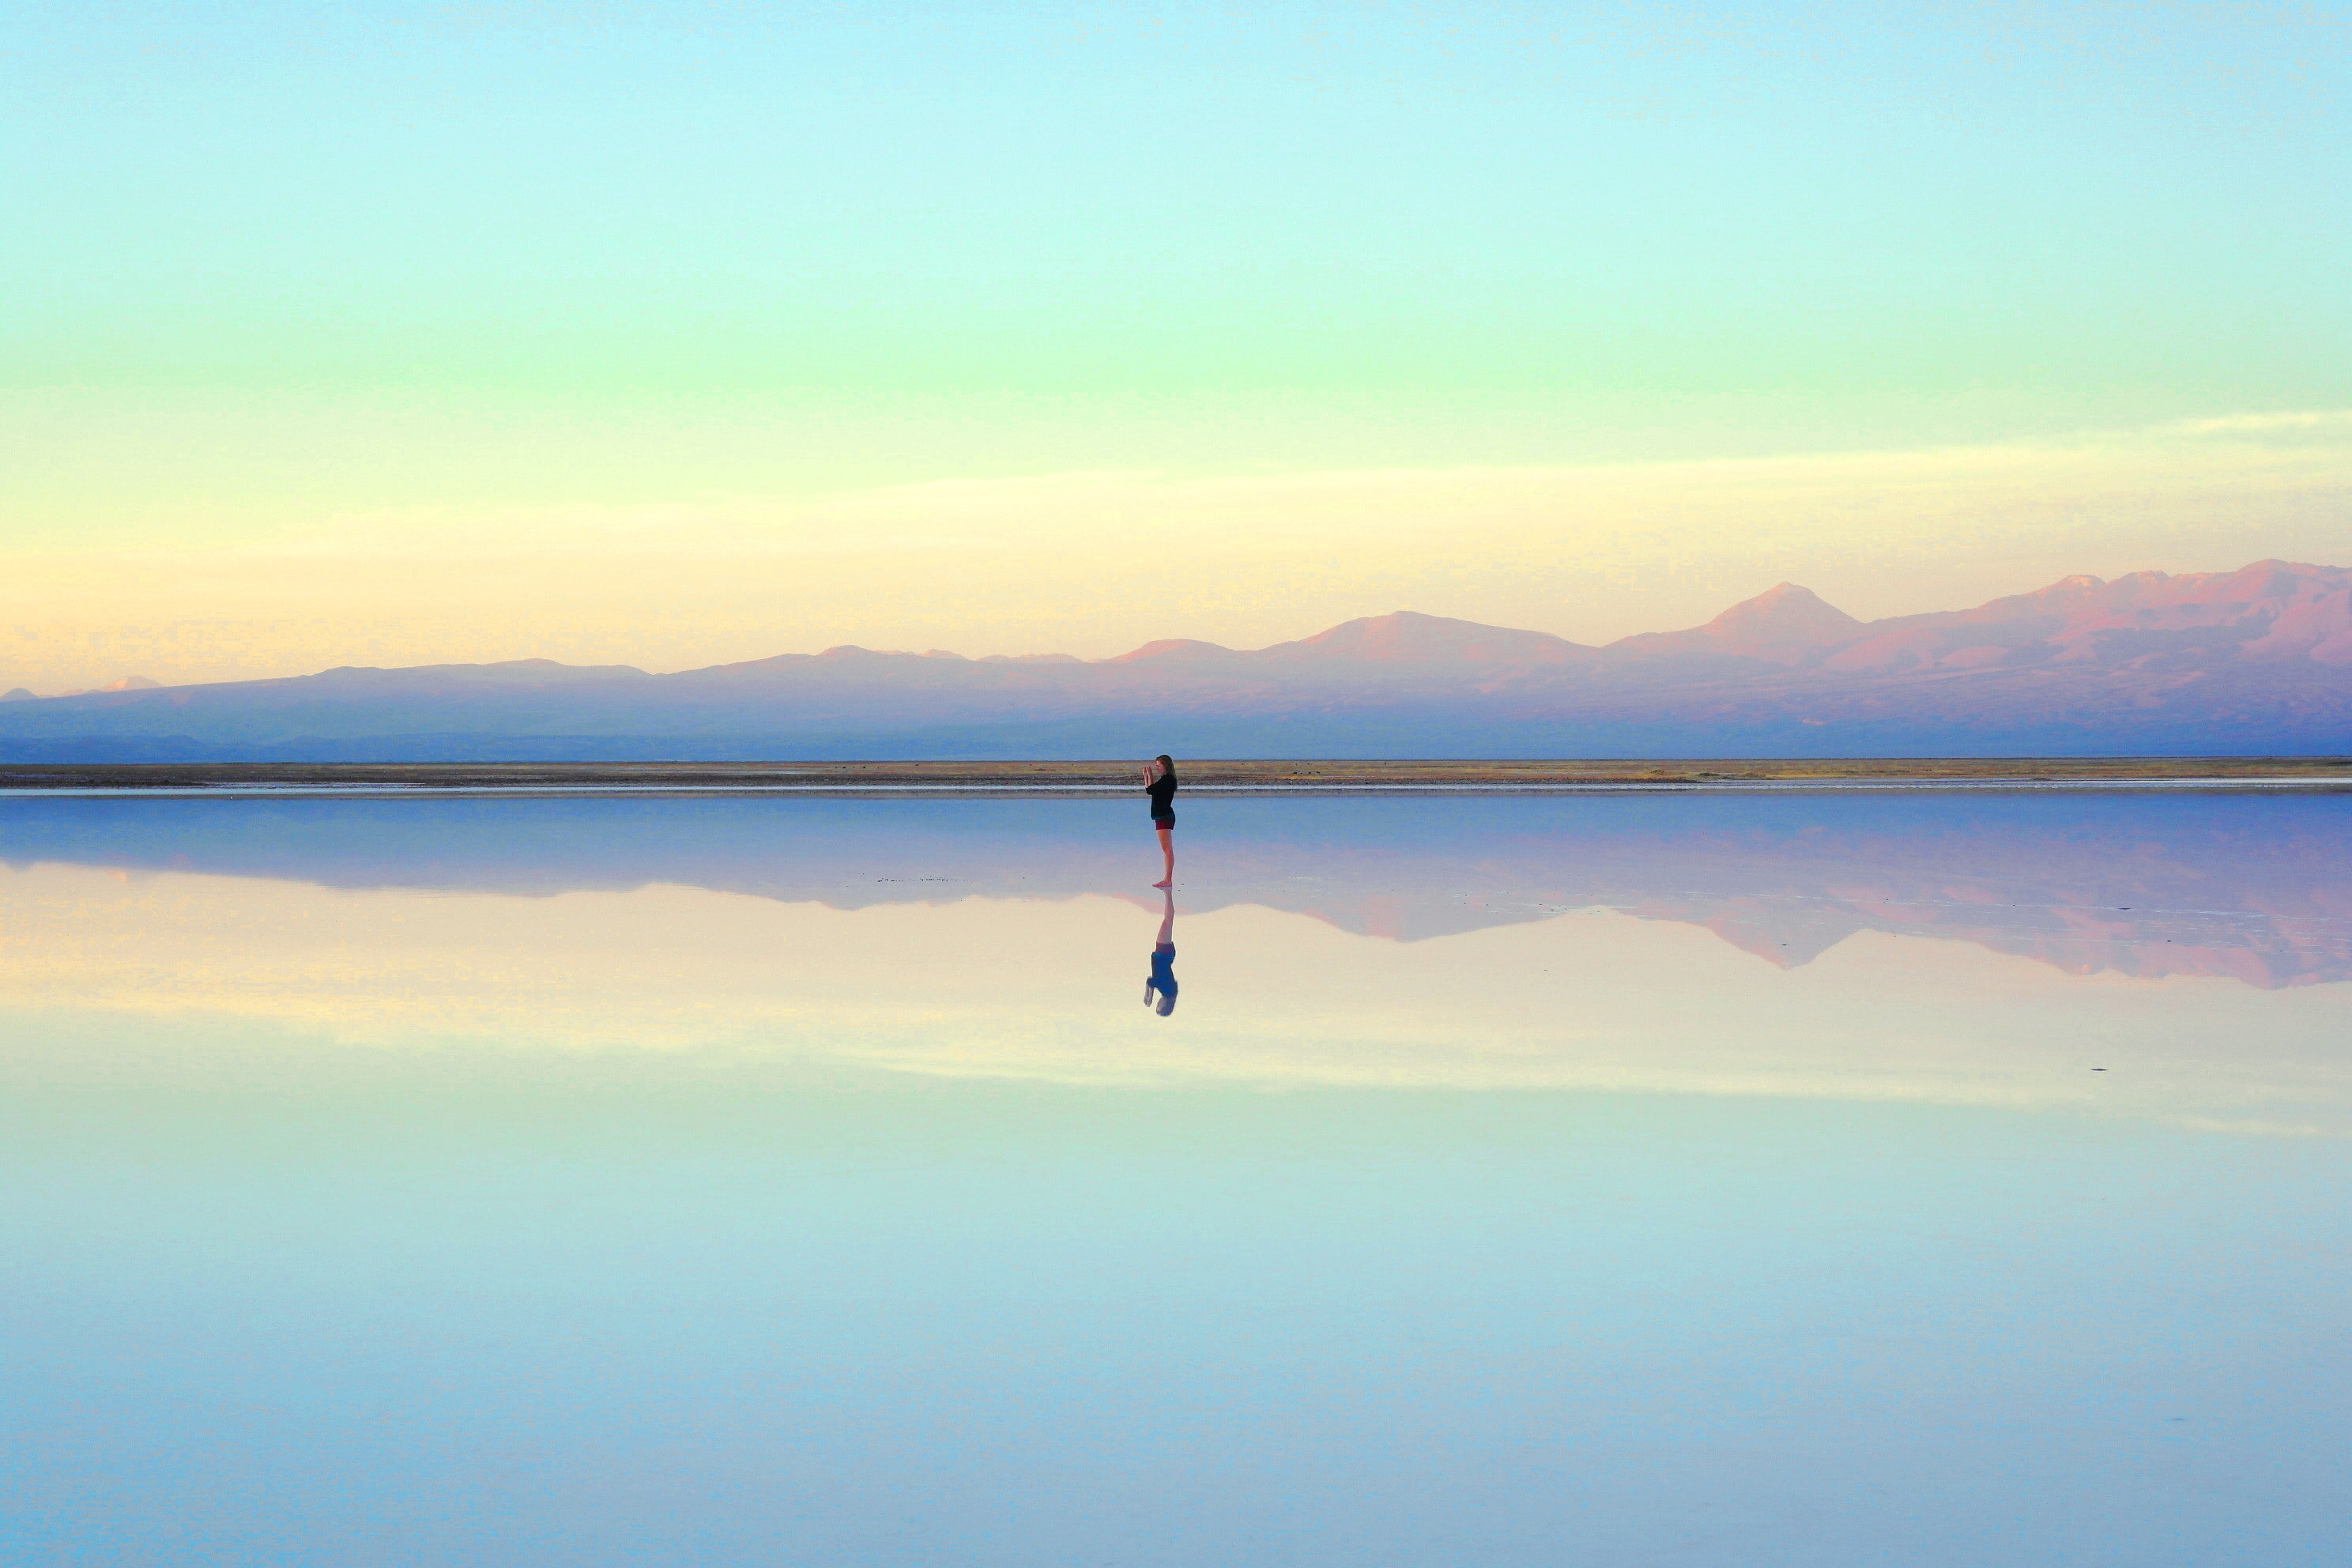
left=1144, top=885, right=1178, bottom=1014
left=1153, top=825, right=1174, bottom=888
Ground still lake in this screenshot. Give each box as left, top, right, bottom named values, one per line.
left=3, top=790, right=2350, bottom=1566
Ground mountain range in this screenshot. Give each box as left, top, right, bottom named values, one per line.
left=4, top=559, right=2349, bottom=760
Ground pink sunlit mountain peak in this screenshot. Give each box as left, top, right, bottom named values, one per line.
left=1609, top=582, right=1865, bottom=665
left=1267, top=611, right=1590, bottom=664
left=1694, top=582, right=1864, bottom=655
left=1107, top=638, right=1239, bottom=665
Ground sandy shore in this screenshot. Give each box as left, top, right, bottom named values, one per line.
left=4, top=757, right=2350, bottom=795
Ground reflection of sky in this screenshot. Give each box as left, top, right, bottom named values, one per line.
left=5, top=797, right=2352, bottom=1563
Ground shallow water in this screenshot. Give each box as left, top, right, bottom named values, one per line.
left=4, top=793, right=2350, bottom=1566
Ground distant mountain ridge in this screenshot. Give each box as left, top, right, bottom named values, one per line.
left=4, top=560, right=2349, bottom=760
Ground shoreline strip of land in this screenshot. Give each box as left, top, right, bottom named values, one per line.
left=3, top=758, right=2349, bottom=797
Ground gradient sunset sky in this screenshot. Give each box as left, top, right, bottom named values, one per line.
left=4, top=2, right=2347, bottom=692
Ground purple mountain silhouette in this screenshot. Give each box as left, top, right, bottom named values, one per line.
left=3, top=560, right=2348, bottom=759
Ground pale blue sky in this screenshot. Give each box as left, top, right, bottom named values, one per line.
left=2, top=2, right=2346, bottom=686
left=7, top=2, right=2344, bottom=414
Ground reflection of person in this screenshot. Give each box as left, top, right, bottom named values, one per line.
left=1144, top=885, right=1178, bottom=1016
left=1142, top=753, right=1178, bottom=888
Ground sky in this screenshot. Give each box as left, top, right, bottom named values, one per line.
left=2, top=1, right=2348, bottom=691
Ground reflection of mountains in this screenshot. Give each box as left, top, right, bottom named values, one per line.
left=6, top=793, right=2348, bottom=989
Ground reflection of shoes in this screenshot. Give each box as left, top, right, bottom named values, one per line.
left=1152, top=879, right=1172, bottom=888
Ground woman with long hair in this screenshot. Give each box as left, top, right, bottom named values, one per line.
left=1142, top=753, right=1178, bottom=888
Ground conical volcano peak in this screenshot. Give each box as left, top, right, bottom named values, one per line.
left=1702, top=585, right=1867, bottom=660
left=1709, top=582, right=1863, bottom=635
left=1611, top=582, right=1866, bottom=664
left=1272, top=611, right=1590, bottom=663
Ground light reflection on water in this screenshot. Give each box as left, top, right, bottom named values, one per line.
left=3, top=794, right=2350, bottom=1566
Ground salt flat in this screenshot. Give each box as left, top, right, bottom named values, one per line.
left=3, top=792, right=2348, bottom=1566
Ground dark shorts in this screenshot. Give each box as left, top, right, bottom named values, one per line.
left=1152, top=812, right=1176, bottom=831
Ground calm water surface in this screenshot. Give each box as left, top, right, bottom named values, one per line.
left=3, top=793, right=2350, bottom=1566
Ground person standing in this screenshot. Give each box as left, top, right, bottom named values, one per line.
left=1143, top=753, right=1178, bottom=888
